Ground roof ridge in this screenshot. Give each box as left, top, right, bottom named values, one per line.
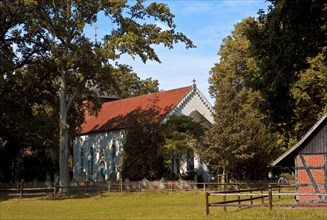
left=80, top=85, right=194, bottom=134
left=104, top=85, right=193, bottom=104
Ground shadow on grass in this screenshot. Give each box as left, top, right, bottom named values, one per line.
left=41, top=192, right=110, bottom=201
left=0, top=191, right=110, bottom=202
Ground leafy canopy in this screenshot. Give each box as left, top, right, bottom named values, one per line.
left=206, top=18, right=279, bottom=180
left=0, top=0, right=195, bottom=186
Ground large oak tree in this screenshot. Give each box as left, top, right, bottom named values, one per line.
left=1, top=0, right=194, bottom=190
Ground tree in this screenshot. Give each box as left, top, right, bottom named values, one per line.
left=1, top=0, right=194, bottom=190
left=0, top=64, right=59, bottom=182
left=121, top=106, right=166, bottom=181
left=245, top=0, right=327, bottom=133
left=206, top=18, right=278, bottom=180
left=291, top=53, right=327, bottom=141
left=160, top=115, right=205, bottom=178
left=108, top=64, right=159, bottom=98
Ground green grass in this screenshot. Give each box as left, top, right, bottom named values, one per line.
left=1, top=191, right=326, bottom=219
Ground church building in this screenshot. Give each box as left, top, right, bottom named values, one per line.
left=73, top=82, right=214, bottom=182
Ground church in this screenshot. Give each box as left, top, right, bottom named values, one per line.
left=73, top=82, right=214, bottom=182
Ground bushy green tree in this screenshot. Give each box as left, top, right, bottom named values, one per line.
left=245, top=0, right=326, bottom=133
left=109, top=64, right=159, bottom=99
left=161, top=115, right=205, bottom=178
left=291, top=53, right=327, bottom=141
left=1, top=0, right=194, bottom=188
left=206, top=18, right=279, bottom=181
left=121, top=106, right=166, bottom=181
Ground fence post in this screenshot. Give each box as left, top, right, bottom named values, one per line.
left=16, top=181, right=19, bottom=194
left=53, top=186, right=56, bottom=197
left=171, top=183, right=173, bottom=192
left=120, top=179, right=123, bottom=193
left=20, top=180, right=24, bottom=199
left=204, top=183, right=206, bottom=192
left=238, top=184, right=241, bottom=208
left=223, top=194, right=227, bottom=212
left=261, top=189, right=264, bottom=204
left=250, top=189, right=253, bottom=205
left=278, top=185, right=281, bottom=199
left=205, top=192, right=209, bottom=216
left=269, top=187, right=273, bottom=211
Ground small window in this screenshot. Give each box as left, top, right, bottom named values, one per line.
left=111, top=145, right=116, bottom=172
left=80, top=148, right=84, bottom=172
left=90, top=147, right=94, bottom=175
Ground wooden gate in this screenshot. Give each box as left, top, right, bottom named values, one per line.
left=295, top=153, right=327, bottom=202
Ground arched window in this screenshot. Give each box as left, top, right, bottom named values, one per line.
left=111, top=145, right=116, bottom=172
left=90, top=147, right=94, bottom=175
left=80, top=148, right=84, bottom=172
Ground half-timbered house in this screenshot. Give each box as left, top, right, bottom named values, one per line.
left=272, top=113, right=327, bottom=202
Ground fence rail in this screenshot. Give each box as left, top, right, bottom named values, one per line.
left=0, top=186, right=56, bottom=198
left=205, top=185, right=327, bottom=215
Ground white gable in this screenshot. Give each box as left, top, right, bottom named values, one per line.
left=165, top=85, right=214, bottom=124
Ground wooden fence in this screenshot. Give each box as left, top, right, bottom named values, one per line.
left=205, top=185, right=327, bottom=215
left=0, top=185, right=56, bottom=198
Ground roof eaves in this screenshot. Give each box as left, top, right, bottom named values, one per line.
left=162, top=86, right=194, bottom=122
left=271, top=112, right=327, bottom=166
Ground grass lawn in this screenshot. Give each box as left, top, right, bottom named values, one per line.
left=1, top=191, right=326, bottom=219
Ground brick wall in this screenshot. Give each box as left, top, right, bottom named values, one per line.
left=296, top=154, right=326, bottom=202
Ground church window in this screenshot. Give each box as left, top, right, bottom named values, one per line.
left=111, top=145, right=116, bottom=172
left=90, top=147, right=94, bottom=175
left=80, top=148, right=84, bottom=172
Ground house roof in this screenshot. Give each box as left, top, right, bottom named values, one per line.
left=271, top=112, right=327, bottom=167
left=80, top=85, right=193, bottom=134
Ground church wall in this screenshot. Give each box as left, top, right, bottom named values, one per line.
left=73, top=86, right=214, bottom=182
left=73, top=130, right=124, bottom=182
left=168, top=87, right=214, bottom=124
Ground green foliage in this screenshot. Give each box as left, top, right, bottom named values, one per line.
left=245, top=0, right=327, bottom=133
left=206, top=18, right=279, bottom=181
left=1, top=0, right=194, bottom=185
left=0, top=64, right=59, bottom=182
left=291, top=53, right=327, bottom=140
left=121, top=106, right=166, bottom=181
left=161, top=115, right=206, bottom=177
left=108, top=64, right=159, bottom=98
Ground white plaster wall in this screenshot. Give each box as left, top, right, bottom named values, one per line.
left=194, top=156, right=212, bottom=182
left=73, top=130, right=124, bottom=182
left=73, top=86, right=214, bottom=182
left=167, top=87, right=214, bottom=124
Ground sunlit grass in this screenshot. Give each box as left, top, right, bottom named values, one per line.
left=1, top=191, right=326, bottom=219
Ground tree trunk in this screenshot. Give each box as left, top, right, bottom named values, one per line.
left=59, top=72, right=70, bottom=193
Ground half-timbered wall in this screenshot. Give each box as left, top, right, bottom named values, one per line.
left=295, top=154, right=327, bottom=202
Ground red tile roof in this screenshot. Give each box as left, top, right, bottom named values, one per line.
left=80, top=85, right=193, bottom=134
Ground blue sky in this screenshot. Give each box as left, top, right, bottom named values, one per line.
left=87, top=0, right=271, bottom=104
